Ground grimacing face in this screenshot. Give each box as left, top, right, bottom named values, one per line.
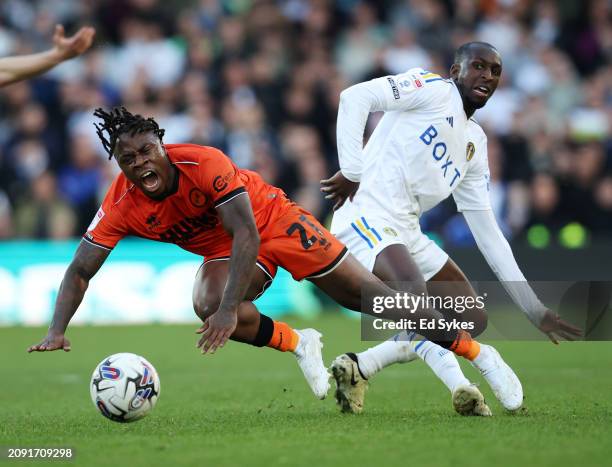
left=113, top=131, right=175, bottom=199
left=450, top=46, right=502, bottom=110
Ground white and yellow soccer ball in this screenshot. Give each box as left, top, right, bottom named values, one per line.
left=90, top=353, right=160, bottom=423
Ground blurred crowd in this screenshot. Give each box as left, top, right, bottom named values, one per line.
left=0, top=0, right=610, bottom=248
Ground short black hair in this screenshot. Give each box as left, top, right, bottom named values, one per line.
left=454, top=42, right=499, bottom=64
left=93, top=106, right=165, bottom=159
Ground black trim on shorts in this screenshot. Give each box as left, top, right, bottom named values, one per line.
left=214, top=187, right=247, bottom=207
left=305, top=246, right=349, bottom=279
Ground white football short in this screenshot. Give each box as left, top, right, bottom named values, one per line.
left=330, top=209, right=448, bottom=281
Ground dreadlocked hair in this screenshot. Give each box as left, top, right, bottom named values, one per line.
left=93, top=107, right=165, bottom=159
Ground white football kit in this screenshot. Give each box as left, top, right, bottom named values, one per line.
left=331, top=68, right=547, bottom=324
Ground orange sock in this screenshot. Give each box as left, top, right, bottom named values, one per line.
left=267, top=321, right=299, bottom=352
left=449, top=330, right=481, bottom=361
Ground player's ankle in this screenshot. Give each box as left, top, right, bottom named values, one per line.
left=449, top=330, right=481, bottom=361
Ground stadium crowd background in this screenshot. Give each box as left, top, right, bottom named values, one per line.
left=0, top=0, right=609, bottom=249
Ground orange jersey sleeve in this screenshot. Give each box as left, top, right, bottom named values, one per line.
left=83, top=177, right=131, bottom=250
left=195, top=146, right=247, bottom=208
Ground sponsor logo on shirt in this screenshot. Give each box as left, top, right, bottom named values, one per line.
left=213, top=171, right=234, bottom=192
left=386, top=77, right=400, bottom=100
left=419, top=124, right=461, bottom=188
left=158, top=210, right=219, bottom=244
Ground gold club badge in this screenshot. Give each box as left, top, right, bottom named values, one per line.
left=466, top=142, right=475, bottom=161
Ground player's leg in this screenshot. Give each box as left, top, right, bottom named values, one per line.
left=430, top=258, right=523, bottom=411
left=330, top=244, right=489, bottom=415
left=192, top=259, right=330, bottom=398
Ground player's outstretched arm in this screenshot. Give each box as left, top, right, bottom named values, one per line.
left=27, top=239, right=110, bottom=353
left=463, top=209, right=582, bottom=343
left=0, top=24, right=95, bottom=87
left=196, top=194, right=260, bottom=354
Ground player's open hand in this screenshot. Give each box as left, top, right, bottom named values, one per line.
left=52, top=24, right=95, bottom=61
left=196, top=308, right=238, bottom=354
left=27, top=331, right=71, bottom=353
left=320, top=171, right=359, bottom=211
left=538, top=310, right=582, bottom=344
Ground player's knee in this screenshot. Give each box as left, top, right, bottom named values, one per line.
left=193, top=293, right=221, bottom=321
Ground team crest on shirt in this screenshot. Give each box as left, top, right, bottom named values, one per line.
left=189, top=188, right=208, bottom=207
left=383, top=227, right=398, bottom=237
left=466, top=142, right=475, bottom=161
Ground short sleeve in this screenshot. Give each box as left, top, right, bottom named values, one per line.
left=84, top=194, right=129, bottom=250
left=198, top=148, right=247, bottom=208
left=453, top=134, right=492, bottom=212
left=372, top=67, right=451, bottom=112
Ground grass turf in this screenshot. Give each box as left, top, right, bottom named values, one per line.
left=1, top=314, right=611, bottom=467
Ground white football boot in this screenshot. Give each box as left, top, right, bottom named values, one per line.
left=294, top=329, right=330, bottom=399
left=471, top=344, right=523, bottom=411
left=452, top=384, right=492, bottom=416
left=330, top=353, right=368, bottom=414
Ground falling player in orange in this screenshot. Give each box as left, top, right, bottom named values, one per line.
left=28, top=107, right=523, bottom=403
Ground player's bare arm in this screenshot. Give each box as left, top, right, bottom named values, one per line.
left=196, top=193, right=260, bottom=354
left=0, top=24, right=95, bottom=87
left=27, top=240, right=110, bottom=353
left=320, top=170, right=360, bottom=211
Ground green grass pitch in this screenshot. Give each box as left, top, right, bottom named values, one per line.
left=1, top=314, right=611, bottom=467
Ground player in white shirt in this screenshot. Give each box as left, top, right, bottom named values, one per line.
left=322, top=42, right=581, bottom=415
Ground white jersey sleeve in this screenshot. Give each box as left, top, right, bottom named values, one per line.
left=337, top=68, right=447, bottom=182
left=462, top=209, right=548, bottom=325
left=452, top=128, right=491, bottom=211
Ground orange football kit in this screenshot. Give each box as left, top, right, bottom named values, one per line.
left=84, top=144, right=348, bottom=281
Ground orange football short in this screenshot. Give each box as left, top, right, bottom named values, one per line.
left=205, top=199, right=348, bottom=281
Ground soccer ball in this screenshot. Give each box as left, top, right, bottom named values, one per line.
left=90, top=353, right=160, bottom=423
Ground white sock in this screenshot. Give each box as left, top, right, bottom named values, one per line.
left=412, top=338, right=470, bottom=393
left=356, top=332, right=470, bottom=392
left=356, top=332, right=418, bottom=379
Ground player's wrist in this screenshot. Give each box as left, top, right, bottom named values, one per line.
left=340, top=170, right=361, bottom=183
left=217, top=302, right=239, bottom=314
left=47, top=47, right=68, bottom=64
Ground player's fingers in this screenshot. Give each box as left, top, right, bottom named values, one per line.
left=560, top=320, right=582, bottom=335
left=208, top=332, right=227, bottom=354
left=195, top=320, right=209, bottom=334
left=202, top=330, right=219, bottom=354
left=197, top=330, right=211, bottom=349
left=546, top=332, right=559, bottom=345
left=197, top=325, right=213, bottom=348
left=333, top=197, right=346, bottom=211
left=558, top=329, right=578, bottom=341
left=53, top=24, right=64, bottom=40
